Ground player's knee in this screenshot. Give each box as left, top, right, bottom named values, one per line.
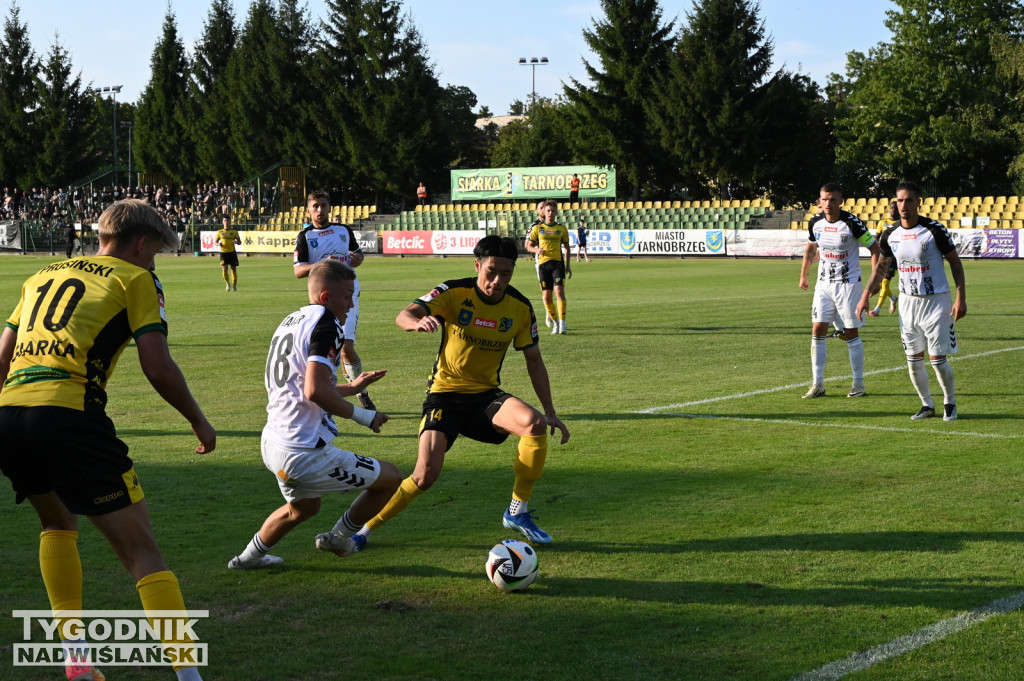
left=524, top=412, right=548, bottom=437
left=288, top=498, right=321, bottom=521
left=377, top=461, right=403, bottom=491
left=412, top=469, right=440, bottom=490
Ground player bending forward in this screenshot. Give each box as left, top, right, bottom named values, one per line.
left=229, top=260, right=401, bottom=568
left=353, top=235, right=570, bottom=547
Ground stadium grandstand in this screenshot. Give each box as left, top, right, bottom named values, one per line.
left=793, top=195, right=1024, bottom=230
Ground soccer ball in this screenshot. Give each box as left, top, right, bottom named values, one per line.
left=485, top=539, right=539, bottom=592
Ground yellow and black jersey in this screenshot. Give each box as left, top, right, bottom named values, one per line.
left=216, top=228, right=240, bottom=253
left=414, top=277, right=538, bottom=394
left=527, top=222, right=569, bottom=265
left=1, top=256, right=167, bottom=411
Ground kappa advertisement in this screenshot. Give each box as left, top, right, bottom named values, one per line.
left=199, top=230, right=380, bottom=254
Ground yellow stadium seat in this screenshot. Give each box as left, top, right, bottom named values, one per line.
left=1013, top=220, right=1024, bottom=229
left=671, top=200, right=682, bottom=209
left=1005, top=196, right=1019, bottom=206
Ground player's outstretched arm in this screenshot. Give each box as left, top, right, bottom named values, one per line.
left=522, top=345, right=570, bottom=444
left=336, top=369, right=387, bottom=397
left=305, top=361, right=387, bottom=433
left=135, top=331, right=216, bottom=454
left=396, top=303, right=438, bottom=332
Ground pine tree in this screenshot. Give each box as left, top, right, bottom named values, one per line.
left=563, top=0, right=675, bottom=200
left=226, top=0, right=313, bottom=179
left=135, top=7, right=193, bottom=183
left=0, top=1, right=40, bottom=186
left=32, top=37, right=98, bottom=187
left=315, top=0, right=454, bottom=203
left=656, top=0, right=773, bottom=199
left=187, top=0, right=239, bottom=182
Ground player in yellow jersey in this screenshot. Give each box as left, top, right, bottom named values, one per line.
left=215, top=215, right=242, bottom=291
left=526, top=199, right=572, bottom=334
left=868, top=201, right=899, bottom=316
left=0, top=199, right=215, bottom=681
left=354, top=235, right=570, bottom=547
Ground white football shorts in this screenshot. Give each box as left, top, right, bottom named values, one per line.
left=812, top=281, right=865, bottom=329
left=899, top=293, right=958, bottom=356
left=262, top=434, right=382, bottom=503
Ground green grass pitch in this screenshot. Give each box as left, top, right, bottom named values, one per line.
left=0, top=253, right=1022, bottom=680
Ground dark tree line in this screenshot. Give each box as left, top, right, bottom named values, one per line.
left=3, top=0, right=1024, bottom=208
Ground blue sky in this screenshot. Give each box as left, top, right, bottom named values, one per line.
left=18, top=0, right=896, bottom=115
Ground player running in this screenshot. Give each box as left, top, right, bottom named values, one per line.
left=526, top=200, right=572, bottom=335
left=354, top=235, right=570, bottom=547
left=229, top=259, right=401, bottom=568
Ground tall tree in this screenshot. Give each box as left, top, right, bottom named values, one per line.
left=135, top=7, right=193, bottom=183
left=31, top=37, right=98, bottom=187
left=315, top=0, right=459, bottom=204
left=835, top=0, right=1024, bottom=195
left=187, top=0, right=239, bottom=181
left=226, top=0, right=313, bottom=179
left=0, top=1, right=40, bottom=186
left=655, top=0, right=773, bottom=199
left=563, top=0, right=675, bottom=200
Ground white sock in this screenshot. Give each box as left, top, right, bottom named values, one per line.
left=62, top=639, right=89, bottom=665
left=176, top=666, right=203, bottom=681
left=907, top=356, right=932, bottom=407
left=343, top=359, right=364, bottom=392
left=237, top=532, right=272, bottom=563
left=356, top=527, right=373, bottom=539
left=332, top=510, right=360, bottom=537
left=846, top=336, right=864, bottom=385
left=509, top=498, right=527, bottom=515
left=811, top=336, right=827, bottom=385
left=930, top=357, right=956, bottom=405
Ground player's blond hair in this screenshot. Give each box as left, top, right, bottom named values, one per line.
left=98, top=199, right=178, bottom=250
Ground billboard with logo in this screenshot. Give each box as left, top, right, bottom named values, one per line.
left=451, top=166, right=615, bottom=201
left=199, top=230, right=379, bottom=255
left=381, top=230, right=486, bottom=255
left=572, top=229, right=727, bottom=256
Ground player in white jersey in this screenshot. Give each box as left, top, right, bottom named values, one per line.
left=229, top=260, right=401, bottom=569
left=294, top=190, right=378, bottom=411
left=799, top=182, right=879, bottom=398
left=858, top=181, right=966, bottom=421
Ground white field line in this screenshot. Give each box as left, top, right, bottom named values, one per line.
left=789, top=590, right=1024, bottom=681
left=651, top=413, right=1024, bottom=439
left=636, top=345, right=1024, bottom=413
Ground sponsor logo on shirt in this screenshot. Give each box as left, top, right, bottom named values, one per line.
left=474, top=317, right=497, bottom=329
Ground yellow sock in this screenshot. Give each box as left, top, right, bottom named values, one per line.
left=39, top=530, right=82, bottom=640
left=136, top=571, right=198, bottom=672
left=544, top=302, right=558, bottom=322
left=557, top=300, right=566, bottom=323
left=512, top=434, right=547, bottom=502
left=365, top=476, right=424, bottom=530
left=879, top=277, right=892, bottom=303
left=231, top=270, right=238, bottom=286
left=222, top=269, right=230, bottom=284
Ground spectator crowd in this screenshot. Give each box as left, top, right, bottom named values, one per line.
left=2, top=181, right=283, bottom=237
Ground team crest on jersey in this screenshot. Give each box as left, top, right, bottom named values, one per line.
left=309, top=238, right=318, bottom=248
left=458, top=309, right=472, bottom=325
left=499, top=317, right=513, bottom=332
left=620, top=231, right=636, bottom=252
